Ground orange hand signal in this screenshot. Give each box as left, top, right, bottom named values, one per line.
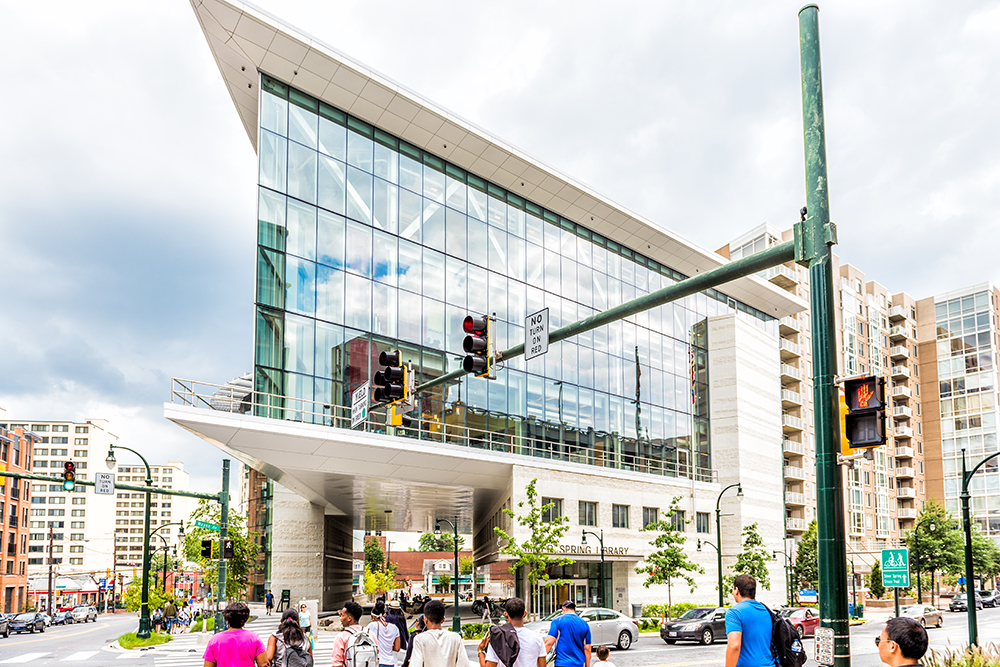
left=856, top=383, right=873, bottom=408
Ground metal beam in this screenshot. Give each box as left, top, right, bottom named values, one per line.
left=0, top=470, right=221, bottom=502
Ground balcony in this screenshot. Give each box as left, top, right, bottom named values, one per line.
left=890, top=346, right=909, bottom=361
left=897, top=487, right=916, bottom=499
left=891, top=366, right=910, bottom=380
left=785, top=492, right=808, bottom=507
left=898, top=508, right=918, bottom=520
left=784, top=466, right=807, bottom=481
left=780, top=338, right=802, bottom=359
left=895, top=425, right=914, bottom=439
left=894, top=406, right=913, bottom=419
left=783, top=439, right=806, bottom=455
left=895, top=446, right=915, bottom=459
left=782, top=390, right=803, bottom=408
left=892, top=385, right=911, bottom=399
left=766, top=264, right=798, bottom=288
left=782, top=413, right=804, bottom=432
left=896, top=467, right=916, bottom=478
left=786, top=517, right=810, bottom=532
left=6, top=546, right=14, bottom=557
left=781, top=364, right=802, bottom=383
left=889, top=325, right=910, bottom=342
left=780, top=316, right=801, bottom=335
left=889, top=305, right=907, bottom=321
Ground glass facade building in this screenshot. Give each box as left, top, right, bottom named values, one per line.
left=252, top=75, right=777, bottom=482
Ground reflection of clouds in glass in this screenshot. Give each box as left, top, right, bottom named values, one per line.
left=344, top=273, right=371, bottom=332
left=284, top=314, right=314, bottom=375
left=315, top=266, right=344, bottom=324
left=286, top=256, right=315, bottom=316
left=345, top=221, right=372, bottom=277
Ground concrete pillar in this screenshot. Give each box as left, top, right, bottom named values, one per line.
left=269, top=484, right=325, bottom=608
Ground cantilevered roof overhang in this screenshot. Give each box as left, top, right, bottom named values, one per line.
left=190, top=0, right=807, bottom=318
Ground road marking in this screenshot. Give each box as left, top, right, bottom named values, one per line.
left=0, top=620, right=113, bottom=647
left=0, top=653, right=50, bottom=663
left=63, top=651, right=99, bottom=661
left=623, top=661, right=721, bottom=667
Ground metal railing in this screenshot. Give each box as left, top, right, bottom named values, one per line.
left=784, top=465, right=807, bottom=480
left=785, top=492, right=808, bottom=506
left=171, top=378, right=715, bottom=483
left=780, top=364, right=802, bottom=381
left=786, top=517, right=809, bottom=531
left=891, top=366, right=910, bottom=378
left=780, top=339, right=802, bottom=356
left=779, top=316, right=800, bottom=331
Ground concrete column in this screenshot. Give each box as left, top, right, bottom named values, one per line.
left=269, top=483, right=325, bottom=607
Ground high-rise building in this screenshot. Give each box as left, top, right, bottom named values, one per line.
left=111, top=462, right=190, bottom=569
left=0, top=425, right=35, bottom=613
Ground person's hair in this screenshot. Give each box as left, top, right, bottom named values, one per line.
left=734, top=574, right=757, bottom=599
left=279, top=609, right=305, bottom=646
left=372, top=600, right=386, bottom=617
left=342, top=601, right=363, bottom=624
left=885, top=617, right=928, bottom=660
left=504, top=598, right=525, bottom=620
left=223, top=602, right=250, bottom=629
left=424, top=599, right=445, bottom=624
left=596, top=645, right=610, bottom=660
left=414, top=614, right=425, bottom=631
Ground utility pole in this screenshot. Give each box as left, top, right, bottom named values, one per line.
left=798, top=6, right=849, bottom=667
left=215, top=459, right=230, bottom=633
left=46, top=524, right=55, bottom=614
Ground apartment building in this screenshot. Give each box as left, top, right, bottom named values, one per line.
left=112, top=462, right=190, bottom=569
left=0, top=425, right=35, bottom=613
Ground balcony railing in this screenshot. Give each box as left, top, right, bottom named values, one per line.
left=783, top=439, right=805, bottom=455
left=895, top=425, right=913, bottom=438
left=895, top=446, right=915, bottom=459
left=898, top=508, right=918, bottom=519
left=892, top=385, right=910, bottom=399
left=785, top=492, right=807, bottom=506
left=896, top=467, right=915, bottom=478
left=780, top=364, right=802, bottom=381
left=889, top=325, right=910, bottom=341
left=889, top=305, right=907, bottom=321
left=784, top=466, right=807, bottom=481
left=780, top=339, right=801, bottom=358
left=890, top=346, right=909, bottom=360
left=782, top=414, right=804, bottom=431
left=782, top=390, right=803, bottom=406
left=894, top=406, right=913, bottom=419
left=170, top=378, right=716, bottom=483
left=766, top=264, right=798, bottom=288
left=891, top=366, right=910, bottom=379
left=896, top=487, right=916, bottom=499
left=779, top=316, right=800, bottom=333
left=786, top=517, right=809, bottom=531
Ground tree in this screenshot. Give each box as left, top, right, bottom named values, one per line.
left=971, top=524, right=1000, bottom=584
left=365, top=538, right=385, bottom=572
left=794, top=520, right=818, bottom=589
left=495, top=478, right=573, bottom=620
left=437, top=572, right=452, bottom=593
left=902, top=499, right=962, bottom=604
left=725, top=523, right=771, bottom=591
left=183, top=499, right=258, bottom=600
left=417, top=532, right=465, bottom=552
left=868, top=560, right=885, bottom=599
left=363, top=565, right=398, bottom=599
left=634, top=496, right=704, bottom=611
left=122, top=580, right=168, bottom=614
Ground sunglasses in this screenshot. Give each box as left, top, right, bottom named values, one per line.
left=875, top=637, right=894, bottom=647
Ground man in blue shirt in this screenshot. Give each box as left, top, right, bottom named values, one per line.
left=544, top=601, right=592, bottom=667
left=725, top=574, right=777, bottom=667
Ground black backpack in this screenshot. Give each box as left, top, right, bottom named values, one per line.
left=764, top=605, right=806, bottom=667
left=488, top=623, right=520, bottom=667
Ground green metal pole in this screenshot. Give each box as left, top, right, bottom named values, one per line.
left=799, top=6, right=849, bottom=667
left=138, top=456, right=153, bottom=638
left=893, top=587, right=900, bottom=618
left=715, top=483, right=741, bottom=608
left=216, top=459, right=230, bottom=633
left=452, top=520, right=460, bottom=633
left=915, top=526, right=921, bottom=603
left=600, top=530, right=606, bottom=610
left=962, top=449, right=977, bottom=646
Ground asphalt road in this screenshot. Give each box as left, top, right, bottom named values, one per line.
left=0, top=612, right=144, bottom=664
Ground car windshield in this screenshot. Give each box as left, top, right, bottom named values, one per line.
left=13, top=613, right=35, bottom=620
left=541, top=609, right=567, bottom=622
left=902, top=605, right=923, bottom=613
left=780, top=609, right=803, bottom=618
left=954, top=594, right=966, bottom=601
left=678, top=608, right=714, bottom=620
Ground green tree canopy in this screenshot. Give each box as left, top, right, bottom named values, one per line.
left=868, top=560, right=885, bottom=599
left=182, top=499, right=258, bottom=600
left=726, top=522, right=771, bottom=591
left=122, top=580, right=169, bottom=613
left=794, top=520, right=818, bottom=589
left=365, top=538, right=385, bottom=572
left=416, top=532, right=465, bottom=552
left=437, top=572, right=452, bottom=593
left=634, top=496, right=704, bottom=610
left=901, top=500, right=962, bottom=579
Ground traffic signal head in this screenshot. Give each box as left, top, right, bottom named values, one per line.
left=222, top=539, right=235, bottom=560
left=200, top=539, right=213, bottom=559
left=462, top=315, right=492, bottom=377
left=62, top=461, right=76, bottom=491
left=374, top=350, right=406, bottom=403
left=842, top=376, right=887, bottom=448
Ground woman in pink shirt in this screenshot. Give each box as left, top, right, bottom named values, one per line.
left=203, top=602, right=268, bottom=667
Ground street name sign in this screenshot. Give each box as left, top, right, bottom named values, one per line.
left=98, top=578, right=108, bottom=590
left=95, top=472, right=115, bottom=495
left=525, top=308, right=549, bottom=361
left=351, top=382, right=370, bottom=429
left=195, top=520, right=220, bottom=531
left=815, top=626, right=834, bottom=665
left=881, top=548, right=910, bottom=587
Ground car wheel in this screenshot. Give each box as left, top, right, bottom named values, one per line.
left=28, top=627, right=34, bottom=634
left=919, top=618, right=925, bottom=627
left=618, top=630, right=632, bottom=650
left=937, top=616, right=943, bottom=628
left=39, top=623, right=44, bottom=633
left=797, top=625, right=805, bottom=640
left=701, top=628, right=714, bottom=645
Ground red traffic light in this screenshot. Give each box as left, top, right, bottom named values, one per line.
left=379, top=350, right=400, bottom=367
left=64, top=461, right=75, bottom=473
left=463, top=315, right=488, bottom=335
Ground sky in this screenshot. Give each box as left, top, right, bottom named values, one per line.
left=2, top=0, right=1000, bottom=517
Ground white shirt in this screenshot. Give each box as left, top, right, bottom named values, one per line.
left=410, top=628, right=470, bottom=667
left=484, top=626, right=547, bottom=667
left=366, top=620, right=400, bottom=663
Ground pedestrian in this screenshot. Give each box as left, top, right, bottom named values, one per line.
left=331, top=601, right=365, bottom=667
left=367, top=600, right=401, bottom=667
left=409, top=599, right=470, bottom=667
left=402, top=614, right=425, bottom=667
left=476, top=597, right=546, bottom=667
left=591, top=646, right=615, bottom=667
left=876, top=617, right=928, bottom=667
left=725, top=574, right=777, bottom=667
left=153, top=607, right=163, bottom=634
left=164, top=598, right=178, bottom=634
left=178, top=603, right=190, bottom=634
left=297, top=603, right=312, bottom=644
left=544, top=601, right=591, bottom=667
left=202, top=601, right=269, bottom=667
left=386, top=600, right=409, bottom=651
left=264, top=608, right=313, bottom=667
left=265, top=590, right=275, bottom=616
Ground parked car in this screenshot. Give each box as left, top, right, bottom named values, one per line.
left=901, top=604, right=943, bottom=628
left=660, top=607, right=728, bottom=645
left=780, top=607, right=821, bottom=638
left=51, top=611, right=74, bottom=626
left=950, top=593, right=983, bottom=612
left=39, top=613, right=51, bottom=627
left=9, top=613, right=46, bottom=634
left=0, top=613, right=8, bottom=637
left=977, top=590, right=999, bottom=608
left=525, top=607, right=639, bottom=650
left=71, top=606, right=98, bottom=623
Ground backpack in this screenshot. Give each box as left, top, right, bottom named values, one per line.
left=488, top=623, right=520, bottom=667
left=282, top=642, right=314, bottom=667
left=344, top=627, right=379, bottom=667
left=764, top=605, right=806, bottom=667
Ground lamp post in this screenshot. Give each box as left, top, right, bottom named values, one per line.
left=912, top=515, right=936, bottom=605
left=106, top=444, right=154, bottom=638
left=696, top=539, right=721, bottom=605
left=714, top=483, right=743, bottom=607
left=960, top=447, right=999, bottom=648
left=582, top=530, right=605, bottom=608
left=773, top=549, right=793, bottom=607
left=435, top=517, right=461, bottom=633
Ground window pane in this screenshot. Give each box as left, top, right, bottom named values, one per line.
left=468, top=186, right=487, bottom=222
left=285, top=256, right=316, bottom=316
left=423, top=297, right=445, bottom=350
left=446, top=257, right=467, bottom=309
left=372, top=283, right=397, bottom=338
left=315, top=322, right=344, bottom=380
left=398, top=239, right=422, bottom=294
left=287, top=141, right=317, bottom=204
left=260, top=90, right=287, bottom=136
left=316, top=265, right=344, bottom=324
left=284, top=314, right=315, bottom=375
left=446, top=208, right=467, bottom=261
left=318, top=113, right=346, bottom=161
left=374, top=142, right=397, bottom=183
left=372, top=179, right=398, bottom=234
left=347, top=128, right=373, bottom=171
left=288, top=103, right=318, bottom=149
left=318, top=155, right=346, bottom=215
left=423, top=163, right=445, bottom=204
left=399, top=189, right=422, bottom=242
left=346, top=165, right=373, bottom=225
left=286, top=200, right=316, bottom=261
left=259, top=130, right=286, bottom=192
left=423, top=249, right=445, bottom=302
left=423, top=201, right=445, bottom=251
left=446, top=173, right=466, bottom=212
left=258, top=188, right=286, bottom=252
left=344, top=273, right=372, bottom=331
left=256, top=248, right=285, bottom=310
left=399, top=153, right=422, bottom=193
left=317, top=210, right=346, bottom=269
left=373, top=230, right=398, bottom=287
left=345, top=220, right=372, bottom=278
left=255, top=307, right=283, bottom=369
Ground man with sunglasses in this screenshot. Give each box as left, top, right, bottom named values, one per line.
left=876, top=617, right=928, bottom=666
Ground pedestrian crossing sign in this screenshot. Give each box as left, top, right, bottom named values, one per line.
left=881, top=548, right=909, bottom=587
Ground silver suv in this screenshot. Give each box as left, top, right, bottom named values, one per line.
left=70, top=606, right=97, bottom=623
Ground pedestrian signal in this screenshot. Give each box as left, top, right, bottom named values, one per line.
left=463, top=314, right=495, bottom=378
left=842, top=375, right=887, bottom=448
left=200, top=539, right=213, bottom=559
left=222, top=539, right=235, bottom=560
left=62, top=461, right=76, bottom=491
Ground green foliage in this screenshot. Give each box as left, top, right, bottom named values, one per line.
left=970, top=524, right=1000, bottom=580
left=495, top=479, right=573, bottom=618
left=364, top=565, right=399, bottom=598
left=868, top=561, right=885, bottom=599
left=460, top=556, right=475, bottom=573
left=437, top=573, right=452, bottom=593
left=190, top=616, right=215, bottom=633
left=417, top=532, right=465, bottom=552
left=923, top=644, right=1000, bottom=667
left=183, top=499, right=259, bottom=600
left=122, top=581, right=169, bottom=613
left=794, top=520, right=818, bottom=588
left=903, top=500, right=962, bottom=580
left=119, top=632, right=172, bottom=649
left=461, top=622, right=492, bottom=639
left=635, top=496, right=704, bottom=613
left=642, top=602, right=700, bottom=619
left=725, top=523, right=771, bottom=591
left=365, top=538, right=385, bottom=572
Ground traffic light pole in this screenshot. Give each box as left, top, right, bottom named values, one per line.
left=799, top=6, right=849, bottom=667
left=960, top=448, right=999, bottom=647
left=215, top=459, right=230, bottom=633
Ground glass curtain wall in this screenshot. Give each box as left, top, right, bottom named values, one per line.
left=253, top=75, right=776, bottom=481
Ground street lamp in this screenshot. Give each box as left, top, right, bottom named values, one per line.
left=106, top=444, right=154, bottom=639
left=773, top=549, right=793, bottom=607
left=582, top=530, right=605, bottom=608
left=710, top=483, right=743, bottom=607
left=435, top=518, right=462, bottom=633
left=912, top=515, right=936, bottom=605
left=960, top=447, right=1000, bottom=647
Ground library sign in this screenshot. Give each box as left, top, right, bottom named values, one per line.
left=556, top=544, right=631, bottom=556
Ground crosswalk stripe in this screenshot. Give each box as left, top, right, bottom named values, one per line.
left=63, top=652, right=99, bottom=661
left=0, top=654, right=50, bottom=664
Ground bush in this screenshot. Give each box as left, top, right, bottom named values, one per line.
left=924, top=645, right=1000, bottom=667
left=637, top=619, right=660, bottom=632
left=461, top=623, right=492, bottom=639
left=190, top=616, right=215, bottom=633
left=642, top=602, right=701, bottom=619
left=119, top=632, right=172, bottom=650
